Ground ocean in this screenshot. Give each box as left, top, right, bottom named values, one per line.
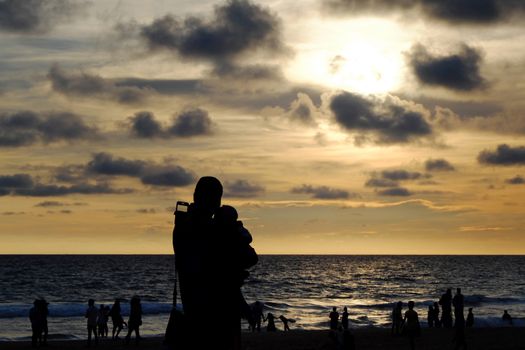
left=0, top=255, right=524, bottom=341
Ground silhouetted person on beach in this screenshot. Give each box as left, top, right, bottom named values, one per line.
left=279, top=315, right=295, bottom=331
left=342, top=306, right=350, bottom=330
left=453, top=288, right=465, bottom=325
left=170, top=176, right=256, bottom=350
left=433, top=302, right=441, bottom=327
left=466, top=308, right=474, bottom=328
left=40, top=299, right=49, bottom=346
left=250, top=301, right=264, bottom=332
left=402, top=301, right=420, bottom=350
left=502, top=310, right=513, bottom=325
left=427, top=305, right=434, bottom=327
left=439, top=289, right=453, bottom=328
left=30, top=299, right=47, bottom=348
left=453, top=317, right=467, bottom=349
left=97, top=304, right=109, bottom=338
left=330, top=307, right=339, bottom=331
left=109, top=299, right=126, bottom=339
left=85, top=299, right=98, bottom=347
left=265, top=313, right=277, bottom=332
left=125, top=296, right=142, bottom=345
left=391, top=301, right=403, bottom=336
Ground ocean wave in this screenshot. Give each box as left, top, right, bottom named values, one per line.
left=0, top=302, right=173, bottom=319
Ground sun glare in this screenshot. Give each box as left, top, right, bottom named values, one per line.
left=290, top=41, right=403, bottom=95
left=287, top=17, right=408, bottom=95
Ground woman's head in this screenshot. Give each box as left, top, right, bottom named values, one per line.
left=193, top=176, right=223, bottom=213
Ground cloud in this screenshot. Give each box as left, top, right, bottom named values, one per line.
left=0, top=173, right=131, bottom=197
left=168, top=108, right=213, bottom=137
left=365, top=168, right=426, bottom=195
left=478, top=144, right=525, bottom=166
left=365, top=178, right=399, bottom=188
left=34, top=200, right=87, bottom=207
left=0, top=0, right=86, bottom=34
left=425, top=158, right=455, bottom=172
left=286, top=93, right=318, bottom=125
left=140, top=167, right=195, bottom=187
left=86, top=152, right=145, bottom=176
left=0, top=174, right=34, bottom=188
left=224, top=179, right=265, bottom=198
left=323, top=0, right=525, bottom=24
left=48, top=65, right=150, bottom=104
left=329, top=91, right=433, bottom=144
left=505, top=175, right=525, bottom=185
left=0, top=110, right=99, bottom=147
left=381, top=170, right=425, bottom=181
left=377, top=187, right=413, bottom=196
left=291, top=184, right=356, bottom=200
left=408, top=44, right=486, bottom=91
left=85, top=152, right=196, bottom=187
left=127, top=109, right=213, bottom=139
left=139, top=0, right=286, bottom=61
left=211, top=62, right=284, bottom=81
left=128, top=111, right=163, bottom=138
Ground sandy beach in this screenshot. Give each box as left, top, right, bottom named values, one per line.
left=3, top=328, right=524, bottom=350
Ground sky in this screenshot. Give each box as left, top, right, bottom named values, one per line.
left=1, top=0, right=525, bottom=254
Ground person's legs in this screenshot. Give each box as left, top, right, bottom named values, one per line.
left=124, top=325, right=133, bottom=345
left=135, top=326, right=141, bottom=344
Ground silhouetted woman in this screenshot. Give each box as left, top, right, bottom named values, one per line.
left=391, top=301, right=403, bottom=335
left=109, top=299, right=126, bottom=339
left=125, top=296, right=142, bottom=345
left=265, top=313, right=277, bottom=332
left=341, top=306, right=349, bottom=330
left=402, top=301, right=420, bottom=350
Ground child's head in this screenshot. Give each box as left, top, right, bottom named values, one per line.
left=217, top=205, right=238, bottom=223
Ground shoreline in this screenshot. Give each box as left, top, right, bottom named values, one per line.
left=2, top=328, right=524, bottom=349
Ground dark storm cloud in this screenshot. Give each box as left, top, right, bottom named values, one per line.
left=505, top=175, right=525, bottom=185
left=0, top=110, right=98, bottom=147
left=140, top=0, right=285, bottom=61
left=127, top=109, right=213, bottom=139
left=168, top=108, right=213, bottom=137
left=140, top=166, right=195, bottom=187
left=408, top=44, right=486, bottom=91
left=86, top=152, right=145, bottom=176
left=377, top=187, right=413, bottom=196
left=323, top=0, right=525, bottom=24
left=85, top=152, right=196, bottom=187
left=48, top=65, right=149, bottom=104
left=224, top=179, right=265, bottom=198
left=425, top=158, right=455, bottom=172
left=0, top=0, right=86, bottom=33
left=478, top=144, right=525, bottom=166
left=329, top=91, right=433, bottom=144
left=291, top=184, right=355, bottom=200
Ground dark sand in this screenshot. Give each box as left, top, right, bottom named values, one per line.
left=3, top=328, right=524, bottom=350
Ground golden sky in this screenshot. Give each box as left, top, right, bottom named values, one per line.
left=1, top=0, right=525, bottom=254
